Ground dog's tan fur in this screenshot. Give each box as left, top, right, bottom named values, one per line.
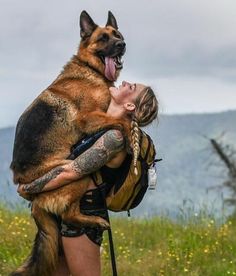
left=10, top=11, right=128, bottom=276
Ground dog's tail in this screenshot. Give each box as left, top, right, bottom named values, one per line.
left=10, top=204, right=59, bottom=276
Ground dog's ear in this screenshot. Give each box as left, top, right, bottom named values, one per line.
left=106, top=11, right=118, bottom=30
left=80, top=11, right=97, bottom=39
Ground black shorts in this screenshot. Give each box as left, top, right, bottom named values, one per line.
left=56, top=186, right=109, bottom=246
left=60, top=208, right=108, bottom=246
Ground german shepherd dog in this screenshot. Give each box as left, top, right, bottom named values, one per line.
left=10, top=11, right=127, bottom=276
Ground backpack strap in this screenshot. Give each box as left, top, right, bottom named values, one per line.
left=68, top=129, right=108, bottom=160
left=143, top=132, right=152, bottom=162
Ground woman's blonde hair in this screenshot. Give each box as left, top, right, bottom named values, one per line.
left=130, top=86, right=158, bottom=174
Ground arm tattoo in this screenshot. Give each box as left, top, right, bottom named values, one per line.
left=23, top=167, right=65, bottom=193
left=71, top=129, right=124, bottom=175
left=23, top=129, right=124, bottom=193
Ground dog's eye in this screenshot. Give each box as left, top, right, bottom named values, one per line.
left=112, top=30, right=122, bottom=39
left=98, top=33, right=109, bottom=42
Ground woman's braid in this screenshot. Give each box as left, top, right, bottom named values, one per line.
left=131, top=86, right=158, bottom=175
left=131, top=117, right=140, bottom=175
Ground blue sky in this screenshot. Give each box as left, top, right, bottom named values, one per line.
left=0, top=0, right=236, bottom=128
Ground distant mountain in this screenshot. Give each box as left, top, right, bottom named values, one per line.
left=143, top=110, right=236, bottom=217
left=0, top=127, right=16, bottom=202
left=1, top=110, right=236, bottom=216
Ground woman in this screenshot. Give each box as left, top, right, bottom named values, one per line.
left=18, top=80, right=158, bottom=276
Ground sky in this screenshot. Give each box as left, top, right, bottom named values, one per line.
left=0, top=0, right=236, bottom=128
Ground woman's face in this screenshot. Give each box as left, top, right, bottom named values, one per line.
left=109, top=81, right=146, bottom=105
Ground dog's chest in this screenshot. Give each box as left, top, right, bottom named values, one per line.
left=76, top=86, right=111, bottom=112
left=93, top=87, right=111, bottom=110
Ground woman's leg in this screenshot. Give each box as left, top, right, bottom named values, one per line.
left=62, top=234, right=101, bottom=276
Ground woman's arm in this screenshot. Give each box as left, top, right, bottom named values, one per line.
left=18, top=129, right=124, bottom=195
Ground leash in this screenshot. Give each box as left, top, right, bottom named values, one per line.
left=106, top=216, right=118, bottom=276
left=98, top=183, right=118, bottom=276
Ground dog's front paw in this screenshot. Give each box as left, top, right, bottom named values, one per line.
left=95, top=217, right=110, bottom=230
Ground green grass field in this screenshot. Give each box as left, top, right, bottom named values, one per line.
left=0, top=206, right=236, bottom=276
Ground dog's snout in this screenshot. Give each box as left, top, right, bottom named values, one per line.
left=116, top=41, right=126, bottom=50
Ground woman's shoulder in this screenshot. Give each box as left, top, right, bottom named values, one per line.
left=100, top=129, right=124, bottom=146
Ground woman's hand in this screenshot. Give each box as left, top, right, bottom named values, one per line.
left=17, top=184, right=34, bottom=201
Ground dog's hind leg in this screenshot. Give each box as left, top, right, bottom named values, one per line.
left=10, top=203, right=59, bottom=276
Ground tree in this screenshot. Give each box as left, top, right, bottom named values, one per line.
left=210, top=138, right=236, bottom=209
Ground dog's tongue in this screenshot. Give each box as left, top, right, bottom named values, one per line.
left=105, top=57, right=116, bottom=81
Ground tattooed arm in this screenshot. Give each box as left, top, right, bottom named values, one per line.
left=18, top=129, right=124, bottom=195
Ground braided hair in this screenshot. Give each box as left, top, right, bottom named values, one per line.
left=130, top=86, right=158, bottom=174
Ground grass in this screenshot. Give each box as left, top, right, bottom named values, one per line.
left=0, top=206, right=236, bottom=275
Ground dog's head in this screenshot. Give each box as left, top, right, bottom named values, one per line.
left=78, top=11, right=126, bottom=82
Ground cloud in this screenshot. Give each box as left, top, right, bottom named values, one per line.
left=1, top=0, right=236, bottom=79
left=0, top=0, right=236, bottom=127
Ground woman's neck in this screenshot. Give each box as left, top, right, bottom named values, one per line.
left=106, top=99, right=126, bottom=119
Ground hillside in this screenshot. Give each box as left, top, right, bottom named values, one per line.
left=1, top=110, right=236, bottom=216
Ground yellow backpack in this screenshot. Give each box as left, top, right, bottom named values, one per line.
left=92, top=129, right=157, bottom=212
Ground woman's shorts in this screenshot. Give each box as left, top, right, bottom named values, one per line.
left=60, top=208, right=108, bottom=246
